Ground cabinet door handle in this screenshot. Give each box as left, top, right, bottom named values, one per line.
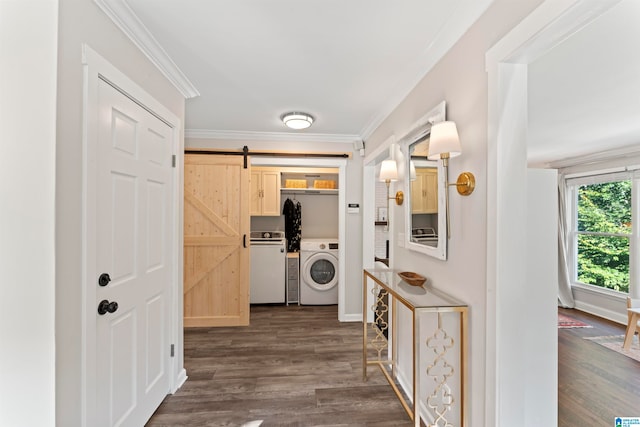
left=243, top=234, right=247, bottom=248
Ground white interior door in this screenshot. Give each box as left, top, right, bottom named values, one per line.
left=95, top=78, right=173, bottom=426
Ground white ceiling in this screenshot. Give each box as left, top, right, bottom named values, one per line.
left=101, top=0, right=639, bottom=161
left=108, top=0, right=492, bottom=142
left=528, top=0, right=640, bottom=166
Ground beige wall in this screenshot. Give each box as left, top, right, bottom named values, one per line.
left=56, top=1, right=185, bottom=425
left=364, top=0, right=543, bottom=423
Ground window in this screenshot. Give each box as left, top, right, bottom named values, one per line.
left=567, top=170, right=638, bottom=294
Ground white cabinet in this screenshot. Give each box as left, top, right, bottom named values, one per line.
left=251, top=168, right=281, bottom=216
left=411, top=168, right=438, bottom=214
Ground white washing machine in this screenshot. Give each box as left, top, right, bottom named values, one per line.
left=299, top=238, right=339, bottom=305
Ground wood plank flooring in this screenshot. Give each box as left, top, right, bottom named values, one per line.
left=148, top=305, right=640, bottom=426
left=147, top=305, right=412, bottom=426
left=558, top=307, right=640, bottom=426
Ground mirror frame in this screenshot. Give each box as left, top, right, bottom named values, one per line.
left=401, top=101, right=448, bottom=260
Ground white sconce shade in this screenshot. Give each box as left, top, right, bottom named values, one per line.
left=379, top=160, right=398, bottom=182
left=281, top=112, right=314, bottom=129
left=409, top=161, right=417, bottom=181
left=427, top=121, right=462, bottom=160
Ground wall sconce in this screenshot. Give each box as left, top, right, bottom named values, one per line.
left=427, top=121, right=475, bottom=238
left=379, top=160, right=404, bottom=206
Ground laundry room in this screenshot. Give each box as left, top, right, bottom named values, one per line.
left=250, top=166, right=340, bottom=306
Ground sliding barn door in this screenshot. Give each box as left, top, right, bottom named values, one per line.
left=184, top=154, right=250, bottom=327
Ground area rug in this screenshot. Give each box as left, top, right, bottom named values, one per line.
left=558, top=313, right=592, bottom=328
left=584, top=335, right=640, bottom=363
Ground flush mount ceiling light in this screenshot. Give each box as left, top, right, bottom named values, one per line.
left=281, top=112, right=314, bottom=130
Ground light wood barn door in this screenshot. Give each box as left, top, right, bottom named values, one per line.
left=184, top=154, right=250, bottom=327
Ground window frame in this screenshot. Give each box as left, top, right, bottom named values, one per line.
left=566, top=168, right=639, bottom=297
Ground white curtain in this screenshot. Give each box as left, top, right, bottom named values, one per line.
left=557, top=174, right=575, bottom=308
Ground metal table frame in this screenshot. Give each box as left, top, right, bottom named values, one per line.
left=362, top=268, right=468, bottom=427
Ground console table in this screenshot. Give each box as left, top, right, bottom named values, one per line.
left=362, top=268, right=468, bottom=427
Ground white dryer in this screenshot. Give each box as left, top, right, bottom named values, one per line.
left=299, top=238, right=339, bottom=305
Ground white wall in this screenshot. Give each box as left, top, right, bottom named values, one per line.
left=0, top=2, right=58, bottom=426
left=363, top=0, right=543, bottom=424
left=251, top=191, right=339, bottom=239
left=56, top=1, right=185, bottom=425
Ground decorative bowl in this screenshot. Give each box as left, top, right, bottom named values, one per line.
left=398, top=271, right=427, bottom=287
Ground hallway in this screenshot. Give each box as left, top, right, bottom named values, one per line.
left=147, top=306, right=411, bottom=426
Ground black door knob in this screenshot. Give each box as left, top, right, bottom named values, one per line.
left=98, top=273, right=111, bottom=287
left=97, top=299, right=119, bottom=315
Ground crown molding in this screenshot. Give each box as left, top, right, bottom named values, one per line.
left=94, top=0, right=199, bottom=99
left=185, top=129, right=361, bottom=144
left=548, top=144, right=640, bottom=170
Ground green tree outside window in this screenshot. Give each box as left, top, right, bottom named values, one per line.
left=577, top=181, right=631, bottom=293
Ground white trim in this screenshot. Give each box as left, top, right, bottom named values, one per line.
left=399, top=101, right=447, bottom=261
left=572, top=283, right=628, bottom=324
left=362, top=166, right=377, bottom=273
left=93, top=0, right=199, bottom=98
left=364, top=134, right=396, bottom=166
left=173, top=368, right=188, bottom=392
left=550, top=145, right=640, bottom=169
left=485, top=1, right=623, bottom=425
left=573, top=299, right=626, bottom=324
left=341, top=313, right=362, bottom=322
left=564, top=167, right=628, bottom=180
left=485, top=0, right=621, bottom=71
left=395, top=101, right=446, bottom=147
left=250, top=156, right=349, bottom=321
left=362, top=134, right=397, bottom=321
left=185, top=128, right=360, bottom=144
left=81, top=44, right=184, bottom=426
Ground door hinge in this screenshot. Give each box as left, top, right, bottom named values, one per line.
left=172, top=154, right=176, bottom=168
left=170, top=344, right=175, bottom=357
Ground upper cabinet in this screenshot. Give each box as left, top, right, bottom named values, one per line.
left=411, top=167, right=438, bottom=214
left=251, top=168, right=281, bottom=216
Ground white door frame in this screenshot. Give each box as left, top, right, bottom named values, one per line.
left=484, top=1, right=622, bottom=425
left=81, top=44, right=185, bottom=427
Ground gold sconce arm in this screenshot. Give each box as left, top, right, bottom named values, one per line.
left=449, top=172, right=475, bottom=196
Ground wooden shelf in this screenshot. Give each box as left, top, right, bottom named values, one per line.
left=281, top=188, right=338, bottom=195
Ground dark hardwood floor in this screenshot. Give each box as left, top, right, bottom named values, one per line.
left=558, top=307, right=640, bottom=426
left=147, top=305, right=640, bottom=426
left=147, top=305, right=412, bottom=427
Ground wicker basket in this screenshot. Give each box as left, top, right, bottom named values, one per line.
left=284, top=179, right=307, bottom=189
left=313, top=179, right=336, bottom=189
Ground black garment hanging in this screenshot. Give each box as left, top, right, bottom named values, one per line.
left=283, top=198, right=302, bottom=252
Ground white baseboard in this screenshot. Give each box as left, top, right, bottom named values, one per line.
left=573, top=300, right=626, bottom=325
left=171, top=368, right=187, bottom=394
left=341, top=313, right=362, bottom=322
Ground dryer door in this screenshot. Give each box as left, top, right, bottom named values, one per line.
left=302, top=253, right=338, bottom=291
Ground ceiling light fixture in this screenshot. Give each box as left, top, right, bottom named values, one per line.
left=281, top=112, right=314, bottom=130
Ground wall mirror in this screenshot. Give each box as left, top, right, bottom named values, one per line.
left=401, top=101, right=447, bottom=260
